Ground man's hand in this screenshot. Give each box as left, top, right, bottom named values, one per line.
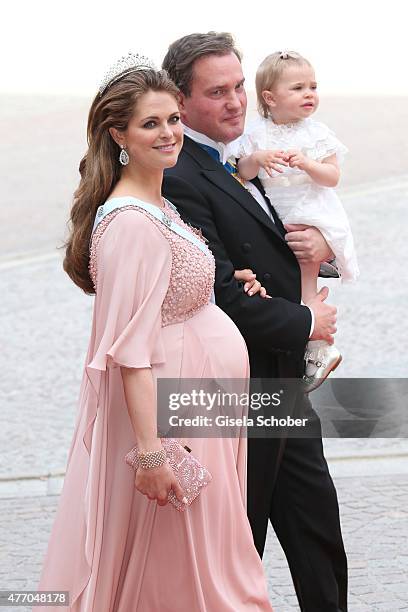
left=284, top=224, right=334, bottom=264
left=307, top=286, right=337, bottom=344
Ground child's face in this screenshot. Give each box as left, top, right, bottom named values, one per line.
left=262, top=63, right=319, bottom=124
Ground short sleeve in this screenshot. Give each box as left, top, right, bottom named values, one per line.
left=231, top=133, right=256, bottom=158
left=304, top=120, right=348, bottom=164
left=320, top=129, right=348, bottom=164
left=87, top=210, right=172, bottom=372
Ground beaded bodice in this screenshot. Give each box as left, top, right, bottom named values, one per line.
left=89, top=202, right=215, bottom=327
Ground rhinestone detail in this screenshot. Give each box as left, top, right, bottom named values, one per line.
left=89, top=204, right=215, bottom=326
left=99, top=52, right=157, bottom=96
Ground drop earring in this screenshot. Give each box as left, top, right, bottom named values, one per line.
left=119, top=145, right=129, bottom=166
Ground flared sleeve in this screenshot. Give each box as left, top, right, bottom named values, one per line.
left=87, top=209, right=172, bottom=372
left=38, top=210, right=173, bottom=609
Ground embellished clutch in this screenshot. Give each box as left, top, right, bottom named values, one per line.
left=125, top=438, right=212, bottom=512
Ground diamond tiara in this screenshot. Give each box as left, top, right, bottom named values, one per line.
left=98, top=52, right=157, bottom=96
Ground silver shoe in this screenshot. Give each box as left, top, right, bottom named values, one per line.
left=303, top=345, right=343, bottom=393
left=319, top=261, right=339, bottom=279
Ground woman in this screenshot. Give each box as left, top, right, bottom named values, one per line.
left=38, top=54, right=273, bottom=611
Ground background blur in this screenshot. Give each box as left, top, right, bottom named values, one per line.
left=2, top=0, right=408, bottom=97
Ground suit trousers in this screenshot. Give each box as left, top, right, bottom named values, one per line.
left=247, top=409, right=348, bottom=612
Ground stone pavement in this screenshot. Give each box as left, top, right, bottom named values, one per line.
left=1, top=470, right=407, bottom=611
left=1, top=175, right=408, bottom=609
left=265, top=472, right=408, bottom=611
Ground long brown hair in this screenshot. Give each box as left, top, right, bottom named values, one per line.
left=63, top=69, right=179, bottom=294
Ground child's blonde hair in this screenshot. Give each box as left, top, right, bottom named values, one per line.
left=256, top=51, right=312, bottom=118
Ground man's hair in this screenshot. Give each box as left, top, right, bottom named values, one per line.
left=162, top=31, right=242, bottom=96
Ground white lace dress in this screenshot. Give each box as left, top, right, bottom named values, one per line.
left=238, top=116, right=359, bottom=282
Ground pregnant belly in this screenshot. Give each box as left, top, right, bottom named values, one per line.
left=188, top=304, right=248, bottom=378
left=153, top=305, right=249, bottom=438
left=158, top=303, right=248, bottom=380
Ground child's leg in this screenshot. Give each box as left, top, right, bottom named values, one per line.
left=299, top=262, right=320, bottom=303
left=300, top=262, right=342, bottom=392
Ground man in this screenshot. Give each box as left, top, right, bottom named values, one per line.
left=162, top=32, right=347, bottom=611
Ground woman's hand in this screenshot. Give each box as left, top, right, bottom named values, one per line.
left=135, top=462, right=187, bottom=507
left=234, top=268, right=270, bottom=298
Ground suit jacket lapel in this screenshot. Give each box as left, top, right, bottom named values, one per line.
left=250, top=176, right=287, bottom=237
left=183, top=137, right=284, bottom=240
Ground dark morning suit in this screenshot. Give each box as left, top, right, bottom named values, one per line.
left=163, top=136, right=348, bottom=611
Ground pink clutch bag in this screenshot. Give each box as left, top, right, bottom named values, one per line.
left=125, top=438, right=212, bottom=512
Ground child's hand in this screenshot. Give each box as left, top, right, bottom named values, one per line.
left=285, top=149, right=310, bottom=171
left=253, top=150, right=288, bottom=177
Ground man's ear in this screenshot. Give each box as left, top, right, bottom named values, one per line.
left=109, top=127, right=126, bottom=147
left=262, top=90, right=276, bottom=108
left=178, top=92, right=188, bottom=121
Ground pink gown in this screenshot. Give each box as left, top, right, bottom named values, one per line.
left=38, top=200, right=273, bottom=611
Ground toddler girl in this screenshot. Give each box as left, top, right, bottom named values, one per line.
left=237, top=51, right=359, bottom=391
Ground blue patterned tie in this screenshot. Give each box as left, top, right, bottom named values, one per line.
left=198, top=143, right=237, bottom=175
